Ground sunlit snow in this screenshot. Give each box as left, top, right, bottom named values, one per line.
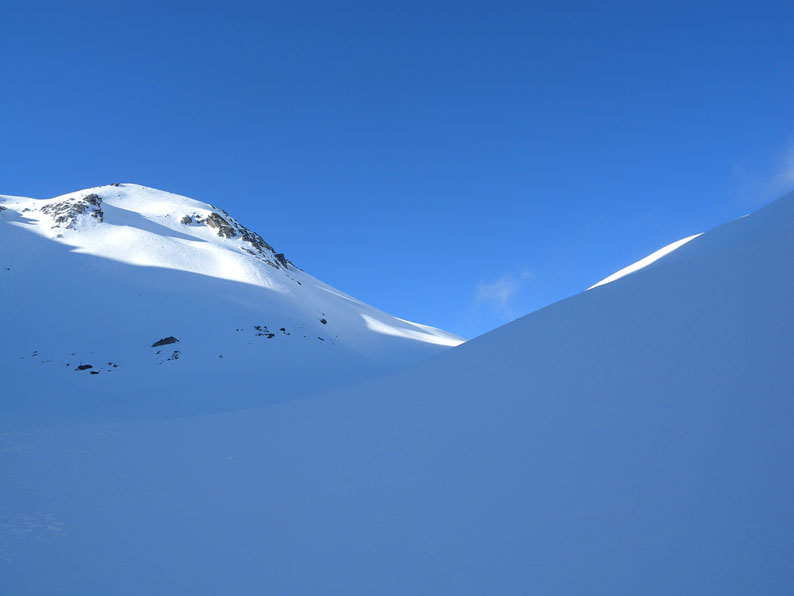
left=361, top=313, right=463, bottom=346
left=589, top=232, right=702, bottom=289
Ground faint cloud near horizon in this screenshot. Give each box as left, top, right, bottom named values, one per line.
left=772, top=144, right=794, bottom=195
left=734, top=141, right=794, bottom=207
left=471, top=269, right=535, bottom=325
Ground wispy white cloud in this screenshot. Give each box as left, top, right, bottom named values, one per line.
left=474, top=270, right=535, bottom=318
left=772, top=144, right=794, bottom=195
left=735, top=141, right=794, bottom=206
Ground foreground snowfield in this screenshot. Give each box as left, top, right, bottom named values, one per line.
left=2, top=189, right=793, bottom=594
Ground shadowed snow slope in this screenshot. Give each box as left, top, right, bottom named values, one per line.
left=2, top=191, right=793, bottom=594
left=0, top=184, right=462, bottom=421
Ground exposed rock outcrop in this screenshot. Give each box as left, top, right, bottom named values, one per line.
left=40, top=194, right=103, bottom=230
left=177, top=206, right=294, bottom=270
left=205, top=213, right=237, bottom=238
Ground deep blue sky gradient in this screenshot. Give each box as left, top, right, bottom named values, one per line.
left=3, top=1, right=793, bottom=337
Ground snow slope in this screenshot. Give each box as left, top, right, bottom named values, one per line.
left=2, top=190, right=793, bottom=594
left=0, top=184, right=462, bottom=420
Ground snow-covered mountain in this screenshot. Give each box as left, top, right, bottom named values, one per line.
left=2, top=189, right=792, bottom=594
left=0, top=183, right=461, bottom=419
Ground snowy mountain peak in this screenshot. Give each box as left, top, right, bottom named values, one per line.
left=1, top=184, right=463, bottom=418
left=0, top=183, right=298, bottom=281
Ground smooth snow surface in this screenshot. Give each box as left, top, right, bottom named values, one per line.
left=2, top=188, right=793, bottom=595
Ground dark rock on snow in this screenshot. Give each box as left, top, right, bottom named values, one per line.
left=274, top=253, right=289, bottom=268
left=40, top=193, right=104, bottom=230
left=205, top=213, right=237, bottom=238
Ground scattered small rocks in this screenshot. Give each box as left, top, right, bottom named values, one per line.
left=240, top=246, right=278, bottom=268
left=34, top=353, right=118, bottom=375
left=151, top=336, right=179, bottom=347
left=254, top=325, right=275, bottom=338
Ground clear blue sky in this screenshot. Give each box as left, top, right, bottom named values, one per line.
left=3, top=1, right=793, bottom=338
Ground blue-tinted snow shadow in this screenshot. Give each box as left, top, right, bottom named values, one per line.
left=0, top=218, right=451, bottom=429
left=100, top=203, right=209, bottom=242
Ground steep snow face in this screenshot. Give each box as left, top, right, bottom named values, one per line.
left=2, top=190, right=793, bottom=595
left=0, top=184, right=462, bottom=419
